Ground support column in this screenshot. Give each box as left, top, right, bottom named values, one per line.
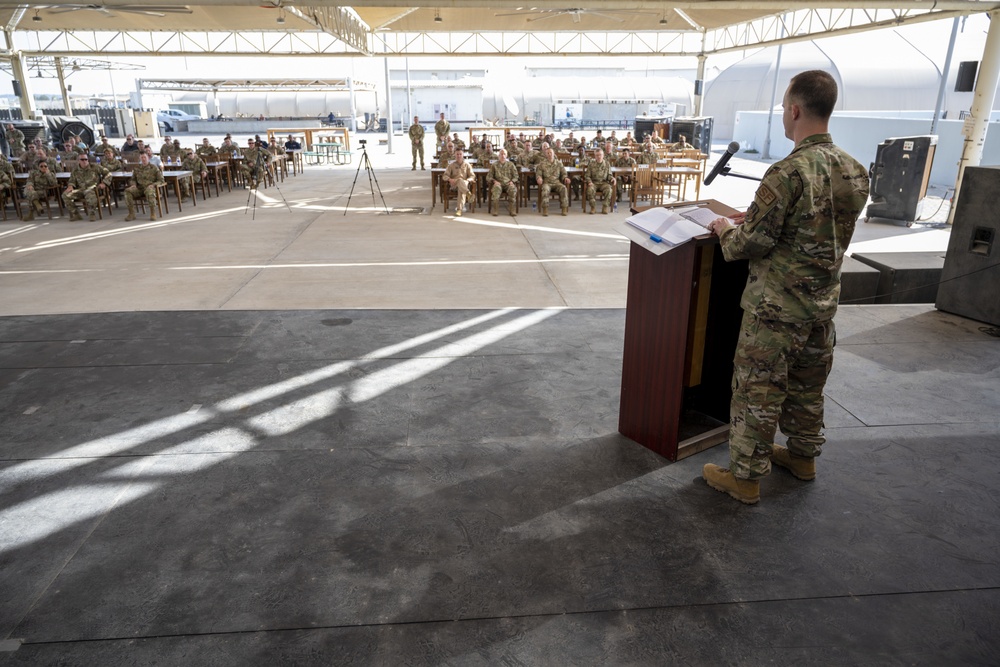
left=8, top=51, right=37, bottom=120
left=348, top=76, right=357, bottom=133
left=55, top=57, right=73, bottom=115
left=950, top=9, right=1000, bottom=224
left=931, top=18, right=961, bottom=135
left=384, top=55, right=394, bottom=153
left=694, top=41, right=707, bottom=117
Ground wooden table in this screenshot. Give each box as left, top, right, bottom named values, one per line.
left=205, top=162, right=231, bottom=194
left=266, top=127, right=351, bottom=152
left=162, top=170, right=195, bottom=211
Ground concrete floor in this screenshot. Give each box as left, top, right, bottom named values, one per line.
left=2, top=137, right=997, bottom=665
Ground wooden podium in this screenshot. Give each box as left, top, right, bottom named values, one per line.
left=618, top=200, right=749, bottom=461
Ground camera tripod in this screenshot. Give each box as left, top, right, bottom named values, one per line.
left=344, top=141, right=388, bottom=215
left=245, top=140, right=291, bottom=219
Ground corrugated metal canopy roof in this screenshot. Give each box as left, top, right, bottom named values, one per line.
left=0, top=1, right=995, bottom=56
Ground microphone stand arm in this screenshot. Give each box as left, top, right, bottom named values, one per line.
left=717, top=166, right=762, bottom=182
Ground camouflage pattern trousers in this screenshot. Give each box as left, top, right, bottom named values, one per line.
left=490, top=181, right=517, bottom=206
left=63, top=188, right=101, bottom=214
left=728, top=311, right=835, bottom=479
left=586, top=181, right=613, bottom=209
left=539, top=182, right=568, bottom=209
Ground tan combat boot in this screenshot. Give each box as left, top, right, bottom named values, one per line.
left=23, top=207, right=34, bottom=221
left=703, top=463, right=760, bottom=505
left=561, top=206, right=568, bottom=216
left=507, top=200, right=515, bottom=216
left=491, top=201, right=498, bottom=217
left=69, top=208, right=82, bottom=221
left=602, top=204, right=609, bottom=214
left=124, top=205, right=136, bottom=222
left=88, top=211, right=96, bottom=222
left=541, top=206, right=548, bottom=217
left=589, top=202, right=595, bottom=214
left=770, top=444, right=816, bottom=481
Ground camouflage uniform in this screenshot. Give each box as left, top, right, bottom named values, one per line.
left=716, top=133, right=869, bottom=479
left=180, top=154, right=208, bottom=198
left=437, top=148, right=456, bottom=168
left=535, top=155, right=569, bottom=215
left=0, top=155, right=14, bottom=198
left=584, top=158, right=615, bottom=213
left=670, top=140, right=694, bottom=151
left=125, top=163, right=165, bottom=221
left=409, top=121, right=425, bottom=169
left=487, top=159, right=518, bottom=215
left=23, top=166, right=57, bottom=220
left=196, top=143, right=216, bottom=160
left=434, top=117, right=450, bottom=150
left=101, top=156, right=124, bottom=173
left=443, top=159, right=475, bottom=214
left=240, top=145, right=270, bottom=186
left=614, top=154, right=637, bottom=201
left=516, top=150, right=533, bottom=169
left=6, top=126, right=25, bottom=155
left=639, top=146, right=658, bottom=165
left=452, top=136, right=466, bottom=151
left=218, top=142, right=241, bottom=160
left=63, top=163, right=111, bottom=220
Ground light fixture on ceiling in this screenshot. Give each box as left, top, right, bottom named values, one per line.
left=31, top=10, right=41, bottom=22
left=72, top=62, right=81, bottom=71
left=659, top=15, right=668, bottom=25
left=434, top=9, right=442, bottom=23
left=276, top=9, right=285, bottom=24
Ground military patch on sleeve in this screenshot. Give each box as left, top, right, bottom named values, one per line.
left=757, top=182, right=778, bottom=209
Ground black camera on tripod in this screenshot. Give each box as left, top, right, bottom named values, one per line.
left=358, top=139, right=367, bottom=148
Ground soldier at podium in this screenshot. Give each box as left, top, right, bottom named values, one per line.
left=702, top=69, right=870, bottom=505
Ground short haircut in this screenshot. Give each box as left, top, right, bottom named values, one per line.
left=788, top=70, right=838, bottom=120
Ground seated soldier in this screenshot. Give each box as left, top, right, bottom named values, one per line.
left=124, top=151, right=165, bottom=222
left=487, top=149, right=518, bottom=217
left=180, top=148, right=209, bottom=201
left=443, top=150, right=474, bottom=217
left=613, top=149, right=637, bottom=201
left=101, top=148, right=123, bottom=173
left=63, top=154, right=111, bottom=222
left=22, top=160, right=57, bottom=221
left=437, top=142, right=456, bottom=168
left=196, top=138, right=216, bottom=159
left=240, top=138, right=271, bottom=187
left=670, top=134, right=694, bottom=151
left=584, top=149, right=616, bottom=215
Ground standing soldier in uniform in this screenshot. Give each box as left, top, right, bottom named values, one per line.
left=5, top=123, right=25, bottom=156
left=487, top=148, right=518, bottom=217
left=22, top=159, right=57, bottom=220
left=702, top=70, right=870, bottom=505
left=434, top=112, right=450, bottom=152
left=124, top=151, right=165, bottom=222
left=443, top=150, right=474, bottom=216
left=409, top=116, right=425, bottom=170
left=63, top=154, right=111, bottom=221
left=180, top=148, right=209, bottom=201
left=584, top=149, right=616, bottom=215
left=535, top=146, right=570, bottom=216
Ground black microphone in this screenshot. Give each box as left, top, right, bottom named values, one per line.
left=704, top=141, right=740, bottom=186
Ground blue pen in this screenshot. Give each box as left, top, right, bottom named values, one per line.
left=649, top=234, right=663, bottom=243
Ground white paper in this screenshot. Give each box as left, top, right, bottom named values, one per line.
left=681, top=206, right=726, bottom=228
